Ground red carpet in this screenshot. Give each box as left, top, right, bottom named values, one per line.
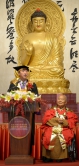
left=0, top=160, right=79, bottom=166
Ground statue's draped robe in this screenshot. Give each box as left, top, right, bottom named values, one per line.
left=23, top=33, right=64, bottom=79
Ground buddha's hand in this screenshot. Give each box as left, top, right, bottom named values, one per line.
left=24, top=40, right=33, bottom=55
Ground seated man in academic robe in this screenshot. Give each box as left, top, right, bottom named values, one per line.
left=41, top=94, right=78, bottom=163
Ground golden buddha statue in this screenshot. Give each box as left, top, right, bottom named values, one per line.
left=15, top=0, right=71, bottom=94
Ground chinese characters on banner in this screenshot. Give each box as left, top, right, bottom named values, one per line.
left=56, top=1, right=64, bottom=11
left=22, top=0, right=28, bottom=3
left=69, top=8, right=79, bottom=72
left=5, top=0, right=17, bottom=64
left=57, top=1, right=79, bottom=72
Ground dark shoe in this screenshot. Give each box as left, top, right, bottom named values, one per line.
left=56, top=159, right=62, bottom=162
left=42, top=157, right=53, bottom=163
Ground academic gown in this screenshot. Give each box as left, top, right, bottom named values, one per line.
left=41, top=107, right=78, bottom=160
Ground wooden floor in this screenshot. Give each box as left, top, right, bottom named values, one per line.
left=0, top=159, right=79, bottom=166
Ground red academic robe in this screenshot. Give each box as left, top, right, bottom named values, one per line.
left=41, top=108, right=78, bottom=150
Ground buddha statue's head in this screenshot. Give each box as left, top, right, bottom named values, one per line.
left=31, top=9, right=47, bottom=32
left=31, top=8, right=47, bottom=22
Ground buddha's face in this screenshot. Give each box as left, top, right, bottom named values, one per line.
left=32, top=17, right=46, bottom=32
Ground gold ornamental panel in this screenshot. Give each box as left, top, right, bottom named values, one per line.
left=30, top=78, right=71, bottom=94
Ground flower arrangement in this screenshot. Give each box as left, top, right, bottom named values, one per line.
left=0, top=91, right=41, bottom=117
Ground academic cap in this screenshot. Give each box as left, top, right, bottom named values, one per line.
left=13, top=65, right=31, bottom=72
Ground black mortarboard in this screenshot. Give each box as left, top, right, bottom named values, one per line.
left=13, top=65, right=31, bottom=72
